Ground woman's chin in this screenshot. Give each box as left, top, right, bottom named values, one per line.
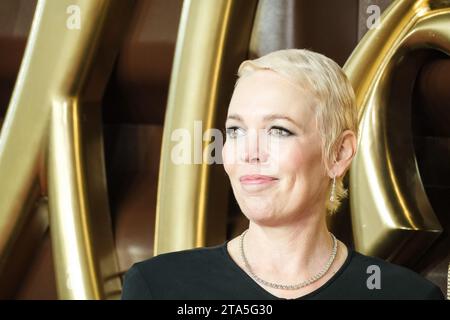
left=244, top=212, right=282, bottom=227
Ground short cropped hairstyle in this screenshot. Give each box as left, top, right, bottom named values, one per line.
left=235, top=49, right=358, bottom=214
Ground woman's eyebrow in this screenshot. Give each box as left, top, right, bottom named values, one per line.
left=225, top=114, right=242, bottom=126
left=225, top=113, right=301, bottom=128
left=262, top=114, right=300, bottom=127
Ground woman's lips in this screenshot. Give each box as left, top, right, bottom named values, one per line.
left=239, top=175, right=278, bottom=185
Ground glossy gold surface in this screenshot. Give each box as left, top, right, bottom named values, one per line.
left=447, top=262, right=449, bottom=299
left=0, top=0, right=133, bottom=299
left=345, top=0, right=448, bottom=262
left=155, top=0, right=257, bottom=254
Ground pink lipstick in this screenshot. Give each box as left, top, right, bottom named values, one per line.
left=239, top=175, right=278, bottom=185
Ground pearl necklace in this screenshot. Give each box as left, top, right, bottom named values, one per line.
left=239, top=229, right=338, bottom=290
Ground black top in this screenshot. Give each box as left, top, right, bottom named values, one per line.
left=121, top=241, right=445, bottom=300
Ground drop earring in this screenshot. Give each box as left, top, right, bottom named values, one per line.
left=330, top=174, right=336, bottom=202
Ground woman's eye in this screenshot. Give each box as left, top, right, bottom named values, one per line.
left=269, top=126, right=292, bottom=137
left=225, top=127, right=245, bottom=139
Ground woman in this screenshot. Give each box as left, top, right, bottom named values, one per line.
left=122, top=49, right=444, bottom=300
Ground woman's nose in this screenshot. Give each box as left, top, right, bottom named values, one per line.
left=240, top=129, right=269, bottom=164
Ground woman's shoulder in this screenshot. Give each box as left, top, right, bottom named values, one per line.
left=345, top=249, right=444, bottom=299
left=133, top=242, right=226, bottom=272
left=351, top=250, right=431, bottom=283
left=124, top=243, right=226, bottom=285
left=122, top=243, right=227, bottom=299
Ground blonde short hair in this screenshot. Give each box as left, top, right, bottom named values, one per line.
left=236, top=49, right=358, bottom=214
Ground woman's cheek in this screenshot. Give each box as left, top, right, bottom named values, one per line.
left=275, top=143, right=304, bottom=172
left=222, top=141, right=235, bottom=176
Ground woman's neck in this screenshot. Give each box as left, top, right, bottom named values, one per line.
left=243, top=212, right=333, bottom=281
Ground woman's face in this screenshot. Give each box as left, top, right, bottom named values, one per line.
left=222, top=70, right=329, bottom=226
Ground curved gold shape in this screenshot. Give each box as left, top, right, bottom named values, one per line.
left=155, top=0, right=257, bottom=254
left=345, top=0, right=448, bottom=263
left=0, top=0, right=134, bottom=299
left=447, top=262, right=449, bottom=299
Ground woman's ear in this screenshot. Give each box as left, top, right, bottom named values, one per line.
left=329, top=130, right=357, bottom=178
